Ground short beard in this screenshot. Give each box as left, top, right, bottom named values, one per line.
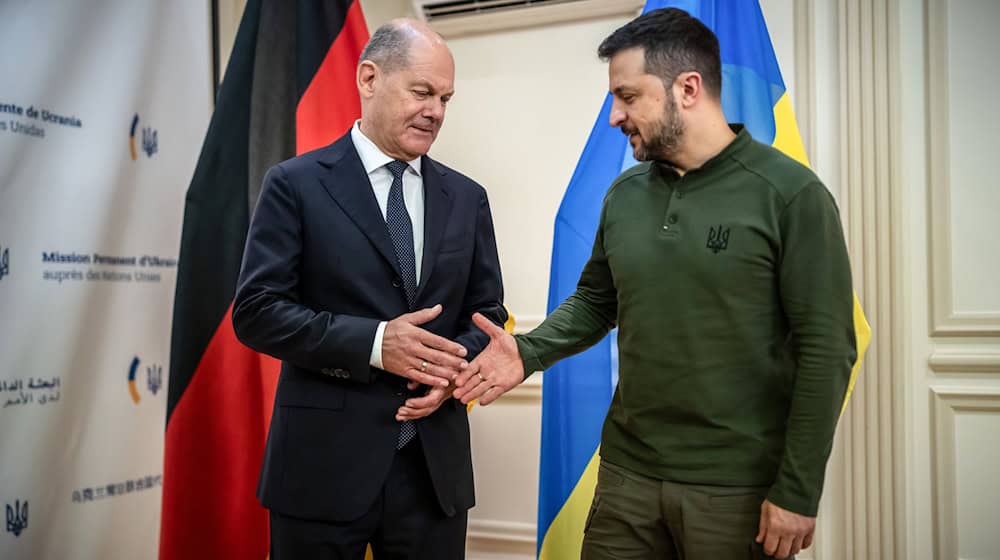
left=632, top=92, right=685, bottom=162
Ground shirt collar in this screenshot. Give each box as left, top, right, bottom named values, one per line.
left=351, top=121, right=422, bottom=177
left=656, top=124, right=751, bottom=178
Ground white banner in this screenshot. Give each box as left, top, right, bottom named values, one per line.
left=0, top=1, right=211, bottom=558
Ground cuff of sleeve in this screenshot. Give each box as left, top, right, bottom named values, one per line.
left=369, top=321, right=387, bottom=370
left=515, top=336, right=545, bottom=380
left=766, top=483, right=820, bottom=517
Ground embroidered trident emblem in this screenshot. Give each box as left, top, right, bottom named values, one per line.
left=706, top=225, right=730, bottom=254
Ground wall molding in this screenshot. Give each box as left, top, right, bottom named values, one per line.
left=511, top=312, right=544, bottom=334
left=929, top=387, right=1000, bottom=559
left=925, top=0, right=1000, bottom=337
left=793, top=0, right=817, bottom=160
left=468, top=519, right=536, bottom=543
left=831, top=0, right=907, bottom=558
left=928, top=350, right=1000, bottom=374
left=503, top=375, right=542, bottom=403
left=466, top=519, right=537, bottom=557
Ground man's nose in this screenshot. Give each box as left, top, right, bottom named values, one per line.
left=424, top=98, right=446, bottom=121
left=609, top=102, right=626, bottom=127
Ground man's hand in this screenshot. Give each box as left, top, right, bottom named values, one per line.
left=452, top=313, right=525, bottom=405
left=394, top=376, right=466, bottom=421
left=382, top=304, right=468, bottom=387
left=756, top=499, right=815, bottom=558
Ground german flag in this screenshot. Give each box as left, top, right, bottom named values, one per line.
left=160, top=1, right=368, bottom=558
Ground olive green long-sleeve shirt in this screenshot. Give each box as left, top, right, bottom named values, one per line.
left=517, top=128, right=857, bottom=516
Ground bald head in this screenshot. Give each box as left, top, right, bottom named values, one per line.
left=359, top=18, right=449, bottom=75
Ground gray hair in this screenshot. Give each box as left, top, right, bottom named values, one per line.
left=359, top=23, right=411, bottom=74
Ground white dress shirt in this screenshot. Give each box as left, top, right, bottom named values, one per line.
left=350, top=122, right=424, bottom=370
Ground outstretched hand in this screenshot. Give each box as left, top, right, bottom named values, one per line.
left=452, top=313, right=525, bottom=405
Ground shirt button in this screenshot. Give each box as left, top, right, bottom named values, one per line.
left=662, top=225, right=670, bottom=231
left=668, top=214, right=678, bottom=224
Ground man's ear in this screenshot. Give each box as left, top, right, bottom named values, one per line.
left=357, top=60, right=378, bottom=99
left=675, top=71, right=704, bottom=109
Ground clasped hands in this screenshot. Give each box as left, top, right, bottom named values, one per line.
left=384, top=306, right=524, bottom=421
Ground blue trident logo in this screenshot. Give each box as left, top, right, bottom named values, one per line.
left=142, top=126, right=158, bottom=158
left=147, top=364, right=163, bottom=395
left=5, top=499, right=27, bottom=537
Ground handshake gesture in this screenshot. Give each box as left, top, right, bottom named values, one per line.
left=451, top=313, right=524, bottom=405
left=383, top=307, right=524, bottom=421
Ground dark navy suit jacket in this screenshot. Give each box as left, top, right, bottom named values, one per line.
left=233, top=132, right=506, bottom=522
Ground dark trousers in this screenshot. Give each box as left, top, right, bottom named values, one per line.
left=269, top=441, right=467, bottom=560
left=582, top=459, right=790, bottom=560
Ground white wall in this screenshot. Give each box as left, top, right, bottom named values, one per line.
left=360, top=0, right=413, bottom=30
left=431, top=16, right=628, bottom=330
left=902, top=0, right=1000, bottom=558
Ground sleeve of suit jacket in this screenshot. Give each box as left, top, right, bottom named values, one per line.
left=232, top=163, right=381, bottom=383
left=450, top=187, right=508, bottom=359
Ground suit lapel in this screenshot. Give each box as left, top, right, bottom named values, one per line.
left=416, top=158, right=453, bottom=301
left=317, top=135, right=401, bottom=277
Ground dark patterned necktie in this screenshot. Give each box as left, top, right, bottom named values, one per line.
left=385, top=160, right=417, bottom=308
left=385, top=160, right=417, bottom=448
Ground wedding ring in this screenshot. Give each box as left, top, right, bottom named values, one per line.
left=420, top=361, right=428, bottom=372
left=477, top=372, right=485, bottom=383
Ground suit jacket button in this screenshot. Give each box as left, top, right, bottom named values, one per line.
left=392, top=277, right=402, bottom=288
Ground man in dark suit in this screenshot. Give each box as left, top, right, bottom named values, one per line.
left=232, top=18, right=507, bottom=559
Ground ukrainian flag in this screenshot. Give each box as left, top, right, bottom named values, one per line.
left=536, top=1, right=872, bottom=557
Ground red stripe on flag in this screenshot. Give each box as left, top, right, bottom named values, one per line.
left=160, top=304, right=280, bottom=560
left=295, top=0, right=369, bottom=154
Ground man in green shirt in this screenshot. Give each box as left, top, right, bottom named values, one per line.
left=452, top=8, right=857, bottom=560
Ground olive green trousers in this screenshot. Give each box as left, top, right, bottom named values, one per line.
left=581, top=459, right=792, bottom=560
